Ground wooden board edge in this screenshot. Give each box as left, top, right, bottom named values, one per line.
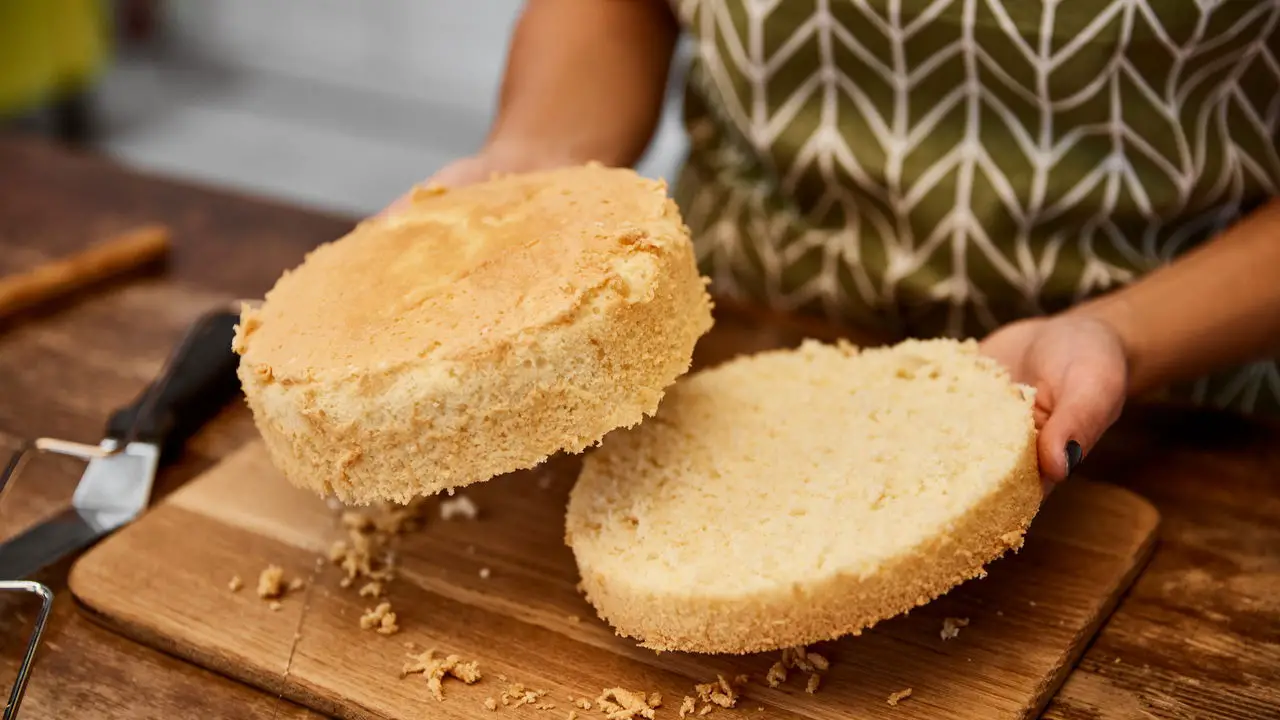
left=70, top=592, right=293, bottom=696
left=67, top=459, right=1166, bottom=720
left=1022, top=482, right=1162, bottom=718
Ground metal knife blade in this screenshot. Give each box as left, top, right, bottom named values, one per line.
left=0, top=307, right=242, bottom=580
left=0, top=441, right=159, bottom=580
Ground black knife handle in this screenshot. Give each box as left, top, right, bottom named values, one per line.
left=106, top=308, right=244, bottom=454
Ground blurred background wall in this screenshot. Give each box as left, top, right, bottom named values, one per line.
left=16, top=0, right=693, bottom=216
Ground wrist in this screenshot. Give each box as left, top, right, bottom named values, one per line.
left=482, top=136, right=588, bottom=174
left=1069, top=293, right=1147, bottom=397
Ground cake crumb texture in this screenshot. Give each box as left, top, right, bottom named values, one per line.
left=888, top=688, right=914, bottom=706
left=256, top=565, right=285, bottom=599
left=235, top=164, right=714, bottom=504
left=595, top=688, right=660, bottom=720
left=566, top=338, right=1041, bottom=653
left=941, top=616, right=970, bottom=641
left=402, top=649, right=481, bottom=701
left=359, top=601, right=400, bottom=635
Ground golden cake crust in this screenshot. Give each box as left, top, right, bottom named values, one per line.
left=235, top=164, right=714, bottom=504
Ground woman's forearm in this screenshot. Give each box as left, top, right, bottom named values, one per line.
left=1073, top=198, right=1280, bottom=398
left=485, top=0, right=678, bottom=168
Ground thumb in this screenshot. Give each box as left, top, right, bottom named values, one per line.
left=1037, top=361, right=1125, bottom=483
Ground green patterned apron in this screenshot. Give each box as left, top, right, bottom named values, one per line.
left=670, top=0, right=1280, bottom=414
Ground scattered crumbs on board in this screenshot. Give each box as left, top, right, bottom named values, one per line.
left=359, top=601, right=400, bottom=635
left=480, top=567, right=492, bottom=579
left=888, top=688, right=913, bottom=706
left=766, top=645, right=830, bottom=694
left=500, top=682, right=549, bottom=709
left=227, top=575, right=243, bottom=592
left=440, top=494, right=479, bottom=521
left=766, top=662, right=786, bottom=688
left=402, top=649, right=481, bottom=701
left=257, top=565, right=285, bottom=598
left=596, top=688, right=660, bottom=720
left=941, top=616, right=970, bottom=641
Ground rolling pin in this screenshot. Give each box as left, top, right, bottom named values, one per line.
left=0, top=225, right=171, bottom=320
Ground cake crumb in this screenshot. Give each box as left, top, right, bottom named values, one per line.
left=341, top=510, right=374, bottom=532
left=440, top=495, right=479, bottom=521
left=228, top=575, right=243, bottom=592
left=268, top=601, right=282, bottom=612
left=574, top=697, right=592, bottom=710
left=805, top=674, right=820, bottom=694
left=806, top=653, right=829, bottom=672
left=596, top=688, right=659, bottom=720
left=479, top=567, right=492, bottom=579
left=402, top=649, right=481, bottom=701
left=257, top=565, right=285, bottom=598
left=888, top=688, right=913, bottom=706
left=287, top=577, right=305, bottom=592
left=360, top=602, right=400, bottom=635
left=941, top=617, right=970, bottom=641
left=697, top=706, right=714, bottom=717
left=679, top=696, right=696, bottom=718
left=693, top=675, right=738, bottom=710
left=567, top=712, right=578, bottom=720
left=1029, top=600, right=1037, bottom=607
left=536, top=702, right=557, bottom=710
left=484, top=697, right=498, bottom=711
left=765, top=661, right=786, bottom=688
left=733, top=674, right=749, bottom=686
left=500, top=683, right=550, bottom=709
left=780, top=646, right=821, bottom=673
left=328, top=540, right=348, bottom=563
left=359, top=581, right=384, bottom=598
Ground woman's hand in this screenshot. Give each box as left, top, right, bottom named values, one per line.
left=378, top=143, right=579, bottom=217
left=979, top=314, right=1129, bottom=487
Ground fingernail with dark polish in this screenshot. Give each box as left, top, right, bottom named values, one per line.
left=1065, top=440, right=1083, bottom=478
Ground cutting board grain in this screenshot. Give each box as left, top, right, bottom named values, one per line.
left=69, top=441, right=1157, bottom=720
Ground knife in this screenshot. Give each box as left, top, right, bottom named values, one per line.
left=0, top=307, right=243, bottom=580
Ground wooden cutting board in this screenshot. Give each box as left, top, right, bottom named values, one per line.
left=69, top=441, right=1157, bottom=720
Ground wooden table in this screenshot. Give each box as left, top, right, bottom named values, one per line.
left=0, top=135, right=1275, bottom=719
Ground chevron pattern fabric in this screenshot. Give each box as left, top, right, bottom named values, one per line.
left=669, top=0, right=1280, bottom=414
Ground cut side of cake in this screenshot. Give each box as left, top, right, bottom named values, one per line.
left=566, top=338, right=1041, bottom=654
